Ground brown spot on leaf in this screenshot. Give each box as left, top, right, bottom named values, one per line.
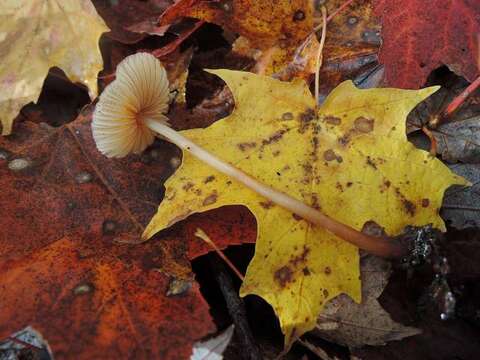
left=237, top=141, right=257, bottom=151
left=302, top=267, right=311, bottom=275
left=298, top=108, right=316, bottom=133
left=323, top=289, right=329, bottom=298
left=402, top=199, right=416, bottom=216
left=422, top=198, right=430, bottom=207
left=281, top=112, right=293, bottom=120
left=202, top=192, right=218, bottom=206
left=259, top=200, right=274, bottom=209
left=262, top=129, right=287, bottom=146
left=338, top=134, right=350, bottom=146
left=366, top=156, right=377, bottom=169
left=323, top=149, right=337, bottom=161
left=324, top=266, right=332, bottom=275
left=292, top=213, right=303, bottom=221
left=204, top=175, right=215, bottom=184
left=274, top=266, right=294, bottom=287
left=346, top=182, right=353, bottom=187
left=354, top=117, right=374, bottom=133
left=290, top=245, right=310, bottom=266
left=336, top=182, right=344, bottom=192
left=324, top=115, right=341, bottom=125
left=311, top=194, right=320, bottom=210
left=182, top=182, right=194, bottom=191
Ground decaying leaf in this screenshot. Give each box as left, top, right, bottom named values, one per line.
left=313, top=255, right=421, bottom=347
left=143, top=70, right=466, bottom=347
left=0, top=0, right=108, bottom=135
left=443, top=164, right=480, bottom=229
left=92, top=0, right=173, bottom=44
left=373, top=0, right=480, bottom=89
left=0, top=108, right=255, bottom=359
left=159, top=0, right=318, bottom=75
left=0, top=326, right=52, bottom=360
left=190, top=325, right=234, bottom=360
left=312, top=0, right=383, bottom=100
left=434, top=117, right=480, bottom=163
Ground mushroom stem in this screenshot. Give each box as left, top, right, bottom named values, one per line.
left=145, top=118, right=407, bottom=258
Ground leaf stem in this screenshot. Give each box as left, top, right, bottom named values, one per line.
left=146, top=119, right=407, bottom=258
left=314, top=6, right=328, bottom=108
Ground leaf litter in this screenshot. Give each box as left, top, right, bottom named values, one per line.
left=1, top=0, right=480, bottom=358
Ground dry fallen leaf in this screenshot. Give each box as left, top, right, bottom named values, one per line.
left=190, top=325, right=235, bottom=360
left=159, top=0, right=318, bottom=76
left=313, top=255, right=421, bottom=347
left=373, top=0, right=480, bottom=89
left=0, top=0, right=108, bottom=135
left=0, top=108, right=255, bottom=359
left=143, top=70, right=466, bottom=347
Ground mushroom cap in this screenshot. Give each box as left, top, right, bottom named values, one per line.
left=92, top=52, right=170, bottom=158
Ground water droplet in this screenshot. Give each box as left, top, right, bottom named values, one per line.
left=75, top=171, right=93, bottom=184
left=0, top=149, right=10, bottom=160
left=347, top=16, right=358, bottom=25
left=102, top=220, right=117, bottom=235
left=74, top=283, right=93, bottom=295
left=293, top=10, right=305, bottom=21
left=8, top=158, right=31, bottom=171
left=440, top=313, right=448, bottom=320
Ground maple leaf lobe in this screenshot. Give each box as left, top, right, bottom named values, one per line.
left=144, top=71, right=466, bottom=348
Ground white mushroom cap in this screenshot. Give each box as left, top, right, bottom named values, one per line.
left=92, top=52, right=170, bottom=158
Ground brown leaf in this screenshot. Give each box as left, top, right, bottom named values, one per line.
left=313, top=255, right=421, bottom=347
left=93, top=0, right=174, bottom=43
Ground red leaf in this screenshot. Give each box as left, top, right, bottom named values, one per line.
left=374, top=0, right=480, bottom=89
left=0, top=109, right=255, bottom=359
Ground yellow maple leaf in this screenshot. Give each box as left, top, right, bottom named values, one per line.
left=143, top=70, right=467, bottom=347
left=0, top=0, right=109, bottom=135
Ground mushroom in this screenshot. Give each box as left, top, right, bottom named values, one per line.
left=92, top=52, right=407, bottom=258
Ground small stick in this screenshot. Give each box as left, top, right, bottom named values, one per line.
left=313, top=0, right=357, bottom=33
left=6, top=336, right=42, bottom=351
left=326, top=0, right=357, bottom=23
left=442, top=74, right=480, bottom=119
left=314, top=6, right=328, bottom=108
left=209, top=256, right=262, bottom=360
left=421, top=126, right=438, bottom=155
left=195, top=228, right=245, bottom=281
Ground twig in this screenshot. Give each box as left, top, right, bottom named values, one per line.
left=209, top=256, right=262, bottom=360
left=298, top=339, right=333, bottom=360
left=195, top=228, right=245, bottom=281
left=326, top=0, right=357, bottom=22
left=421, top=126, right=438, bottom=155
left=6, top=336, right=42, bottom=351
left=314, top=6, right=328, bottom=108
left=441, top=74, right=480, bottom=119
left=313, top=0, right=356, bottom=33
